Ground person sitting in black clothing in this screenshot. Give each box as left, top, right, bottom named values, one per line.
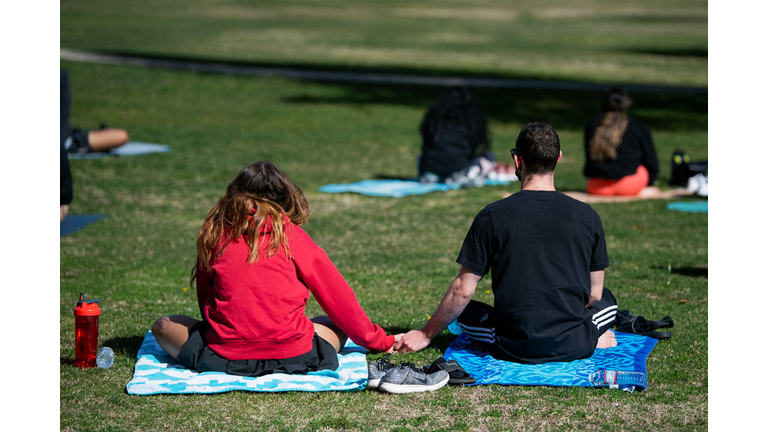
left=583, top=86, right=660, bottom=197
left=394, top=123, right=618, bottom=363
left=417, top=86, right=510, bottom=187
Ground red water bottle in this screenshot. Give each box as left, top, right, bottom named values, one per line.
left=74, top=293, right=101, bottom=368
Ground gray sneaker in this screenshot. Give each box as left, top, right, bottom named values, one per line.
left=378, top=363, right=450, bottom=394
left=367, top=355, right=396, bottom=389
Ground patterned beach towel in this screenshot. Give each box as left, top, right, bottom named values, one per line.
left=126, top=332, right=368, bottom=395
left=318, top=178, right=513, bottom=198
left=443, top=331, right=657, bottom=390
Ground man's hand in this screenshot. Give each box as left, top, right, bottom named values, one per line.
left=392, top=330, right=431, bottom=353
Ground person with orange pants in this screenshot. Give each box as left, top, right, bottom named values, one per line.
left=583, top=86, right=660, bottom=197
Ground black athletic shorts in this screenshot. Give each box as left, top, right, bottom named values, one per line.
left=65, top=128, right=92, bottom=154
left=457, top=288, right=618, bottom=364
left=176, top=321, right=339, bottom=377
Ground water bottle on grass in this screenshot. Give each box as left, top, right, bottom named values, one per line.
left=96, top=347, right=115, bottom=369
left=589, top=369, right=645, bottom=392
left=73, top=293, right=101, bottom=368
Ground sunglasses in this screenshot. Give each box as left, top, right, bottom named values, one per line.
left=509, top=149, right=517, bottom=157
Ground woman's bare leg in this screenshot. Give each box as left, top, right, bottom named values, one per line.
left=151, top=315, right=201, bottom=359
left=311, top=316, right=348, bottom=352
left=60, top=204, right=69, bottom=223
left=87, top=128, right=129, bottom=152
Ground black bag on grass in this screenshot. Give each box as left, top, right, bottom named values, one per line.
left=613, top=309, right=674, bottom=340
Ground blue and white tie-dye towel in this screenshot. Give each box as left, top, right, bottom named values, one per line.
left=443, top=331, right=657, bottom=390
left=126, top=332, right=368, bottom=395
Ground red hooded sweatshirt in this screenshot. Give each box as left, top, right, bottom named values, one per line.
left=196, top=211, right=394, bottom=360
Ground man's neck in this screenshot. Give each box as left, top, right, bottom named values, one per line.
left=520, top=173, right=556, bottom=191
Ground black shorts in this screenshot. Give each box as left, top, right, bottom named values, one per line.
left=176, top=321, right=339, bottom=377
left=64, top=128, right=92, bottom=154
left=458, top=288, right=618, bottom=363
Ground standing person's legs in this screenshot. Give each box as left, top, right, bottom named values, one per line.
left=151, top=315, right=202, bottom=360
left=311, top=316, right=348, bottom=353
left=589, top=288, right=619, bottom=348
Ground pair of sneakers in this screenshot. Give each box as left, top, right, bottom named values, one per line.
left=367, top=356, right=449, bottom=394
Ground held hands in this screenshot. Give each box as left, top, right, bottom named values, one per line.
left=390, top=329, right=431, bottom=354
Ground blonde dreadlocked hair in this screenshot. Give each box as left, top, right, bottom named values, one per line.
left=191, top=161, right=310, bottom=284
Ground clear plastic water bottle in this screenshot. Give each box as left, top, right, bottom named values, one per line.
left=588, top=369, right=645, bottom=392
left=96, top=347, right=115, bottom=369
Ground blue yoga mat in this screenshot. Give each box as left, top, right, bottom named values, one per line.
left=319, top=178, right=513, bottom=198
left=68, top=142, right=170, bottom=159
left=60, top=214, right=105, bottom=237
left=126, top=331, right=369, bottom=395
left=667, top=201, right=708, bottom=213
left=443, top=331, right=657, bottom=391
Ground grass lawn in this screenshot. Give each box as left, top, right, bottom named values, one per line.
left=59, top=60, right=707, bottom=431
left=60, top=0, right=707, bottom=88
left=60, top=1, right=707, bottom=429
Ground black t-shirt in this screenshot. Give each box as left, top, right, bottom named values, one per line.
left=457, top=191, right=609, bottom=364
left=583, top=114, right=659, bottom=186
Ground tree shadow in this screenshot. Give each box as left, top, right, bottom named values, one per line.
left=626, top=48, right=708, bottom=59
left=653, top=265, right=708, bottom=278
left=283, top=83, right=707, bottom=132
left=87, top=50, right=707, bottom=132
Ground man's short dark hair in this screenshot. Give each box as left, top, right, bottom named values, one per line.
left=515, top=123, right=560, bottom=175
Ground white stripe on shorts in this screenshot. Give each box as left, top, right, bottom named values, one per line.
left=459, top=323, right=496, bottom=343
left=592, top=305, right=618, bottom=329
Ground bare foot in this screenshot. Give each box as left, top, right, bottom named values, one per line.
left=60, top=204, right=69, bottom=223
left=596, top=329, right=617, bottom=349
left=637, top=186, right=661, bottom=198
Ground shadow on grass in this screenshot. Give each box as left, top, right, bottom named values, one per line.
left=654, top=266, right=708, bottom=278
left=373, top=174, right=415, bottom=180
left=626, top=48, right=708, bottom=59
left=102, top=335, right=146, bottom=358
left=283, top=83, right=707, bottom=132
left=81, top=50, right=708, bottom=132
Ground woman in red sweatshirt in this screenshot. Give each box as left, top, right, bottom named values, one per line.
left=152, top=161, right=398, bottom=376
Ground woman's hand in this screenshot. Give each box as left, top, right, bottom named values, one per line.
left=387, top=333, right=405, bottom=353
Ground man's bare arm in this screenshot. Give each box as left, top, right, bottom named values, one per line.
left=392, top=266, right=481, bottom=353
left=586, top=270, right=604, bottom=308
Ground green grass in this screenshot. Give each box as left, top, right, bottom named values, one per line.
left=61, top=0, right=708, bottom=88
left=59, top=60, right=707, bottom=431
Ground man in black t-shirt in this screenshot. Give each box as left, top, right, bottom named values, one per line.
left=393, top=123, right=618, bottom=364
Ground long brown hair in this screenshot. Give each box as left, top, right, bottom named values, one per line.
left=588, top=86, right=632, bottom=161
left=192, top=161, right=310, bottom=283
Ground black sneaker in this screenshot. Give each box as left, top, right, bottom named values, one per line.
left=378, top=362, right=449, bottom=394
